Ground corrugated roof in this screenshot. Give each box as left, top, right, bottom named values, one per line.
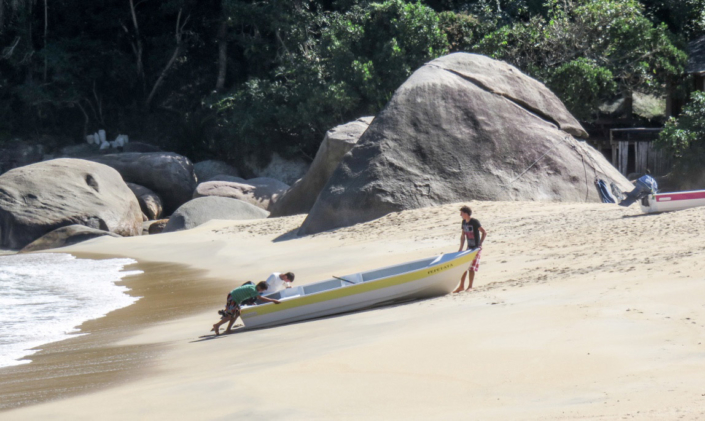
left=687, top=35, right=705, bottom=74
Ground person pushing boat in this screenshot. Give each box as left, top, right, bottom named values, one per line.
left=211, top=281, right=280, bottom=335
left=453, top=205, right=486, bottom=293
left=264, top=271, right=295, bottom=294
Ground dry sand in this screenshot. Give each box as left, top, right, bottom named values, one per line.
left=1, top=201, right=705, bottom=420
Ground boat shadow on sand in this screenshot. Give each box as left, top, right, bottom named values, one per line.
left=190, top=296, right=432, bottom=343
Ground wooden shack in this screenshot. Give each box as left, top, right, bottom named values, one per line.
left=609, top=128, right=670, bottom=177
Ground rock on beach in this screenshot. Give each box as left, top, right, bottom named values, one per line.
left=299, top=53, right=630, bottom=235
left=193, top=177, right=288, bottom=211
left=163, top=196, right=269, bottom=233
left=270, top=117, right=373, bottom=217
left=20, top=224, right=120, bottom=253
left=87, top=152, right=197, bottom=214
left=0, top=158, right=142, bottom=249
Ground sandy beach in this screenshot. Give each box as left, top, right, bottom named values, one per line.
left=2, top=201, right=705, bottom=420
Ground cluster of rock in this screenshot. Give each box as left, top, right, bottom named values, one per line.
left=1, top=52, right=633, bottom=250
left=0, top=150, right=291, bottom=251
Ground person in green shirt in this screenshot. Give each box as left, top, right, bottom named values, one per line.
left=211, top=281, right=280, bottom=335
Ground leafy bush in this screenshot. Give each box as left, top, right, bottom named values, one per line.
left=656, top=92, right=705, bottom=188
left=546, top=58, right=616, bottom=121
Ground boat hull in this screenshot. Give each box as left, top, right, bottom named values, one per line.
left=240, top=249, right=478, bottom=329
left=641, top=190, right=705, bottom=213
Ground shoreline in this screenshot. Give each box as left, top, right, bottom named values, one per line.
left=2, top=202, right=705, bottom=419
left=0, top=253, right=226, bottom=411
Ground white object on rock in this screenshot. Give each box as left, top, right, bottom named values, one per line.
left=86, top=135, right=95, bottom=145
left=99, top=130, right=107, bottom=144
left=122, top=135, right=129, bottom=144
left=99, top=141, right=111, bottom=150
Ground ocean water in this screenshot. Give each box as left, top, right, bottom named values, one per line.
left=0, top=253, right=142, bottom=368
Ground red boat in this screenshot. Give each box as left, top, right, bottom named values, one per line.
left=640, top=190, right=705, bottom=213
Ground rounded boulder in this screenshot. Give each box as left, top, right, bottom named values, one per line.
left=163, top=197, right=269, bottom=233
left=21, top=225, right=120, bottom=253
left=126, top=182, right=163, bottom=220
left=193, top=177, right=288, bottom=211
left=0, top=158, right=142, bottom=249
left=87, top=152, right=197, bottom=214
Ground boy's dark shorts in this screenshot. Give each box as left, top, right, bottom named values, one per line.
left=218, top=294, right=241, bottom=318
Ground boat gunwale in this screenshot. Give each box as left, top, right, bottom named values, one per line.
left=241, top=249, right=478, bottom=318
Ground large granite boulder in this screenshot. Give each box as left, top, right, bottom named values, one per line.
left=0, top=159, right=142, bottom=249
left=270, top=117, right=373, bottom=217
left=21, top=225, right=120, bottom=253
left=87, top=152, right=197, bottom=214
left=299, top=53, right=630, bottom=235
left=193, top=177, right=289, bottom=211
left=163, top=197, right=268, bottom=232
left=194, top=160, right=240, bottom=183
left=126, top=182, right=163, bottom=220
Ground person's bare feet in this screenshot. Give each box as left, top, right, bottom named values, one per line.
left=212, top=324, right=220, bottom=335
left=452, top=287, right=464, bottom=293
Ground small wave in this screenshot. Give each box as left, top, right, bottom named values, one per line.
left=0, top=253, right=142, bottom=368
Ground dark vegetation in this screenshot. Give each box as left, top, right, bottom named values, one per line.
left=0, top=0, right=702, bottom=168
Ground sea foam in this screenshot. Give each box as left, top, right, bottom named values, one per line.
left=0, top=253, right=141, bottom=368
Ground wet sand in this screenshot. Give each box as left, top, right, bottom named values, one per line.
left=0, top=258, right=224, bottom=411
left=2, top=201, right=705, bottom=420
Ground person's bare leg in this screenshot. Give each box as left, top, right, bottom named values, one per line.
left=225, top=311, right=240, bottom=333
left=212, top=316, right=232, bottom=335
left=453, top=271, right=468, bottom=293
left=465, top=270, right=476, bottom=290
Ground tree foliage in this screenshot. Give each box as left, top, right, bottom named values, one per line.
left=214, top=0, right=449, bottom=160
left=477, top=0, right=687, bottom=120
left=0, top=0, right=696, bottom=165
left=656, top=91, right=705, bottom=187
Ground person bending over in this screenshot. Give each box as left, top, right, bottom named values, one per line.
left=211, top=281, right=280, bottom=335
left=453, top=205, right=487, bottom=293
left=264, top=272, right=295, bottom=294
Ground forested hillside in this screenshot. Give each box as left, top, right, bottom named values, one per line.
left=0, top=0, right=701, bottom=165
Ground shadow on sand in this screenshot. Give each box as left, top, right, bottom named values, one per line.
left=190, top=296, right=434, bottom=343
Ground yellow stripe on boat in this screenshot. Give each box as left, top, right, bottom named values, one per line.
left=241, top=249, right=477, bottom=318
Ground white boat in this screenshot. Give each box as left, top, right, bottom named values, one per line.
left=240, top=249, right=479, bottom=329
left=640, top=189, right=705, bottom=213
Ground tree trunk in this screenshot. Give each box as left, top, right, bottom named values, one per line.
left=145, top=9, right=189, bottom=108
left=215, top=19, right=227, bottom=92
